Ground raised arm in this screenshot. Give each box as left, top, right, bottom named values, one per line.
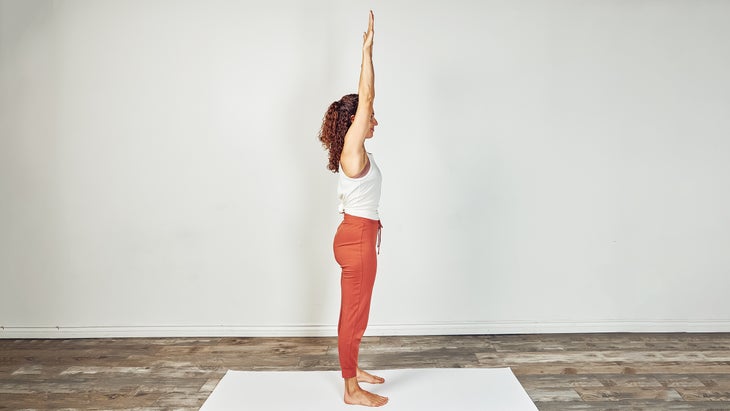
left=340, top=11, right=375, bottom=178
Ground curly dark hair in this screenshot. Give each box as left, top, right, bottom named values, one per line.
left=318, top=94, right=359, bottom=173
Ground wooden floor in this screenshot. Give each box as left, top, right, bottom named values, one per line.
left=1, top=333, right=730, bottom=410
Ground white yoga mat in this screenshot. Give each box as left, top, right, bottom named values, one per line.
left=200, top=368, right=538, bottom=410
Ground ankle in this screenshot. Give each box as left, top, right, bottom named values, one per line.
left=344, top=377, right=361, bottom=394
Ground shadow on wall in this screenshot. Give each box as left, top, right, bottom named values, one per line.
left=0, top=0, right=72, bottom=328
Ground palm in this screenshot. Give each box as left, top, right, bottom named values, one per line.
left=363, top=11, right=374, bottom=49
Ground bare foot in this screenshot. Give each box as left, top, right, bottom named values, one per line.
left=344, top=377, right=388, bottom=407
left=357, top=368, right=385, bottom=384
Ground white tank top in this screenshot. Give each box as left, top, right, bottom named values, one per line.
left=337, top=153, right=382, bottom=221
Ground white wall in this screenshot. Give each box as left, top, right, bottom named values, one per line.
left=2, top=0, right=729, bottom=338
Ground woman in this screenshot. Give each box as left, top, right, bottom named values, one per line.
left=318, top=11, right=388, bottom=408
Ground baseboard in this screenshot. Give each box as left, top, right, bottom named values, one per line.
left=2, top=320, right=729, bottom=339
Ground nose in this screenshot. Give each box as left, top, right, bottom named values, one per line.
left=373, top=117, right=378, bottom=126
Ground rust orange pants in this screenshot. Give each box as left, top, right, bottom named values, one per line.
left=333, top=213, right=382, bottom=379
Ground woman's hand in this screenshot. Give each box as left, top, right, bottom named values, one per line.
left=362, top=10, right=374, bottom=51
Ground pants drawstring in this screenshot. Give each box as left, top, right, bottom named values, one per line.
left=377, top=221, right=383, bottom=255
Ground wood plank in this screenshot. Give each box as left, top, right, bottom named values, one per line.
left=1, top=333, right=729, bottom=410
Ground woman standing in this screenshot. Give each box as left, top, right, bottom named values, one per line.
left=318, top=11, right=388, bottom=408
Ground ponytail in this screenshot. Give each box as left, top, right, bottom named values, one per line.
left=318, top=94, right=359, bottom=173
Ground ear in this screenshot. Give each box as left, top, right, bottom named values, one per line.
left=350, top=114, right=355, bottom=122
